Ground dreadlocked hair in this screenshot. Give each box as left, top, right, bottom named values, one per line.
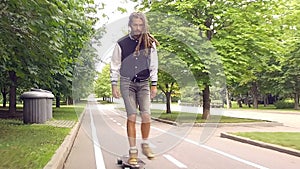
left=129, top=12, right=159, bottom=56
left=134, top=32, right=159, bottom=56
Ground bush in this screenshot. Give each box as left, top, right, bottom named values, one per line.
left=274, top=100, right=294, bottom=109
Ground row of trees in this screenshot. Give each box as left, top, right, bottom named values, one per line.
left=141, top=0, right=300, bottom=112
left=3, top=0, right=298, bottom=120
left=95, top=0, right=300, bottom=119
left=0, top=0, right=102, bottom=114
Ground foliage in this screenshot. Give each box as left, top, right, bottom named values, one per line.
left=0, top=0, right=99, bottom=112
left=274, top=100, right=294, bottom=109
left=94, top=64, right=112, bottom=99
left=134, top=0, right=300, bottom=110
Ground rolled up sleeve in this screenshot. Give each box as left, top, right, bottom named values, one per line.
left=110, top=44, right=121, bottom=86
left=149, top=43, right=158, bottom=86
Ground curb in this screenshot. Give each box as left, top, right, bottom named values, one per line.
left=43, top=111, right=84, bottom=169
left=220, top=132, right=300, bottom=157
left=151, top=117, right=177, bottom=126
left=151, top=117, right=283, bottom=127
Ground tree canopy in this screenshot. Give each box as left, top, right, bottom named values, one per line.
left=134, top=0, right=300, bottom=112
left=0, top=0, right=99, bottom=113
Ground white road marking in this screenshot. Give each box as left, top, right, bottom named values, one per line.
left=184, top=138, right=269, bottom=169
left=163, top=154, right=187, bottom=168
left=89, top=106, right=106, bottom=169
left=151, top=126, right=269, bottom=169
left=95, top=105, right=269, bottom=169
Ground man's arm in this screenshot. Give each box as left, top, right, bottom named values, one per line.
left=149, top=43, right=158, bottom=86
left=110, top=44, right=121, bottom=98
left=149, top=43, right=158, bottom=98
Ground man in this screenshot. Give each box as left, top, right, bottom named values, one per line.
left=110, top=12, right=159, bottom=165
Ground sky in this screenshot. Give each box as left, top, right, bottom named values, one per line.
left=94, top=0, right=138, bottom=27
left=93, top=0, right=139, bottom=72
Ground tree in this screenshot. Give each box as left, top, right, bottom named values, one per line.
left=0, top=0, right=97, bottom=113
left=132, top=0, right=300, bottom=112
left=136, top=0, right=226, bottom=119
left=277, top=0, right=300, bottom=109
left=157, top=50, right=184, bottom=114
left=144, top=12, right=205, bottom=114
left=213, top=0, right=283, bottom=109
left=94, top=64, right=112, bottom=101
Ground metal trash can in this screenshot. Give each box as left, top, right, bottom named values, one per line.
left=20, top=89, right=54, bottom=124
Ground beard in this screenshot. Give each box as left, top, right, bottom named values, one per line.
left=132, top=32, right=142, bottom=40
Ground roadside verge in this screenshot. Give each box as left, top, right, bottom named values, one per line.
left=221, top=132, right=300, bottom=157
left=43, top=112, right=84, bottom=169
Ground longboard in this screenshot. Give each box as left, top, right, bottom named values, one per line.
left=117, top=155, right=146, bottom=169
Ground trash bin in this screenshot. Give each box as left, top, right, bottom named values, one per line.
left=20, top=89, right=54, bottom=124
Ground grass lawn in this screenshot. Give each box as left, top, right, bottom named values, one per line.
left=232, top=132, right=300, bottom=151
left=0, top=104, right=85, bottom=169
left=151, top=109, right=263, bottom=123
left=228, top=101, right=300, bottom=112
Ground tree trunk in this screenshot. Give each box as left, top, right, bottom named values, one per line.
left=202, top=85, right=210, bottom=119
left=237, top=98, right=243, bottom=108
left=294, top=92, right=299, bottom=110
left=263, top=94, right=268, bottom=107
left=166, top=92, right=171, bottom=114
left=56, top=95, right=60, bottom=108
left=8, top=71, right=17, bottom=114
left=202, top=12, right=213, bottom=119
left=225, top=87, right=231, bottom=109
left=1, top=87, right=8, bottom=107
left=251, top=82, right=259, bottom=109
left=67, top=96, right=73, bottom=105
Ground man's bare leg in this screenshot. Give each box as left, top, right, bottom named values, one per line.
left=141, top=113, right=154, bottom=159
left=141, top=113, right=150, bottom=139
left=127, top=114, right=137, bottom=147
left=127, top=114, right=138, bottom=165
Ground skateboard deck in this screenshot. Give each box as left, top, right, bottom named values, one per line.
left=117, top=155, right=145, bottom=169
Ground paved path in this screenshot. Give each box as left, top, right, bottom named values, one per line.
left=61, top=101, right=300, bottom=169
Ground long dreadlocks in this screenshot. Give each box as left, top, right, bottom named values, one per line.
left=128, top=12, right=159, bottom=56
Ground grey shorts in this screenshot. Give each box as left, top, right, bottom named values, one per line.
left=120, top=76, right=151, bottom=116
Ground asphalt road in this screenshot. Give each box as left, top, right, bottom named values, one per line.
left=64, top=101, right=300, bottom=169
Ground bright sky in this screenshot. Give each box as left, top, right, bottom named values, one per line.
left=94, top=0, right=138, bottom=27
left=92, top=0, right=143, bottom=72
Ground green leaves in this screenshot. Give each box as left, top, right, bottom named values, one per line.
left=132, top=0, right=300, bottom=109
left=94, top=65, right=111, bottom=98
left=0, top=0, right=99, bottom=107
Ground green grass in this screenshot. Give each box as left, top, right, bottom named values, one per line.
left=233, top=132, right=300, bottom=151
left=151, top=109, right=263, bottom=123
left=0, top=119, right=70, bottom=169
left=0, top=104, right=85, bottom=169
left=229, top=101, right=300, bottom=112
left=52, top=105, right=84, bottom=121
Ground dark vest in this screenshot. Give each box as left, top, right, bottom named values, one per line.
left=118, top=35, right=150, bottom=82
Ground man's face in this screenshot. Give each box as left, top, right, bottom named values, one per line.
left=130, top=17, right=144, bottom=36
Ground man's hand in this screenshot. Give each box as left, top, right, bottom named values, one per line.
left=150, top=85, right=157, bottom=99
left=112, top=85, right=120, bottom=98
